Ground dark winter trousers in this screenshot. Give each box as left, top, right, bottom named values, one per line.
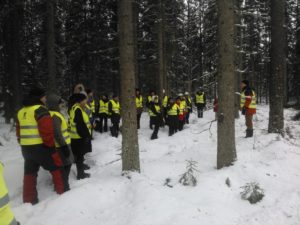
left=110, top=114, right=120, bottom=137
left=99, top=113, right=108, bottom=132
left=168, top=115, right=178, bottom=136
left=137, top=113, right=142, bottom=129
left=178, top=120, right=184, bottom=131
left=245, top=114, right=253, bottom=129
left=71, top=138, right=88, bottom=177
left=22, top=146, right=66, bottom=204
left=150, top=116, right=160, bottom=139
left=185, top=110, right=191, bottom=124
left=196, top=104, right=205, bottom=118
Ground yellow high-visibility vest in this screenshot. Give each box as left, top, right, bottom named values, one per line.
left=168, top=104, right=179, bottom=116
left=110, top=100, right=121, bottom=115
left=149, top=105, right=161, bottom=117
left=69, top=104, right=92, bottom=139
left=186, top=96, right=192, bottom=109
left=240, top=90, right=257, bottom=109
left=17, top=105, right=44, bottom=146
left=136, top=96, right=143, bottom=108
left=196, top=93, right=204, bottom=104
left=162, top=95, right=168, bottom=108
left=99, top=100, right=109, bottom=114
left=90, top=100, right=95, bottom=113
left=49, top=111, right=71, bottom=147
left=0, top=163, right=18, bottom=225
left=179, top=101, right=185, bottom=115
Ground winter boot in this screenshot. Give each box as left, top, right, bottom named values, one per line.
left=83, top=163, right=90, bottom=170
left=245, top=129, right=253, bottom=138
left=77, top=171, right=90, bottom=180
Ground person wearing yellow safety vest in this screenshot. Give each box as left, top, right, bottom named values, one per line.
left=162, top=89, right=168, bottom=127
left=240, top=80, right=256, bottom=137
left=16, top=87, right=66, bottom=204
left=98, top=94, right=109, bottom=133
left=146, top=90, right=156, bottom=129
left=136, top=89, right=143, bottom=129
left=47, top=94, right=74, bottom=190
left=0, top=162, right=20, bottom=225
left=177, top=94, right=186, bottom=131
left=149, top=96, right=162, bottom=140
left=108, top=95, right=121, bottom=137
left=184, top=92, right=192, bottom=124
left=194, top=88, right=206, bottom=118
left=166, top=98, right=179, bottom=136
left=69, top=93, right=92, bottom=179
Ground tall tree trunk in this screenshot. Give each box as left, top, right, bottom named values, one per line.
left=3, top=0, right=23, bottom=123
left=46, top=0, right=57, bottom=93
left=118, top=0, right=140, bottom=172
left=296, top=1, right=300, bottom=105
left=132, top=0, right=139, bottom=88
left=217, top=0, right=237, bottom=169
left=158, top=0, right=167, bottom=98
left=268, top=0, right=286, bottom=134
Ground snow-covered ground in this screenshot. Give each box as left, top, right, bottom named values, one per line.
left=1, top=105, right=300, bottom=225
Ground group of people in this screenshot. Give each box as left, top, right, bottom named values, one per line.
left=0, top=80, right=256, bottom=225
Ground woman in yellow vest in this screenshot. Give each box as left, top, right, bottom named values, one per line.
left=149, top=96, right=162, bottom=140
left=0, top=162, right=19, bottom=225
left=47, top=94, right=74, bottom=190
left=167, top=97, right=179, bottom=136
left=69, top=93, right=92, bottom=179
left=194, top=88, right=206, bottom=118
left=98, top=94, right=109, bottom=133
left=184, top=92, right=192, bottom=124
left=108, top=95, right=121, bottom=137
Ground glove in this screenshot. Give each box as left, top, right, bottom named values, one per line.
left=61, top=145, right=70, bottom=158
left=242, top=107, right=246, bottom=115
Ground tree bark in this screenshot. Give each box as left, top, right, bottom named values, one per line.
left=118, top=0, right=140, bottom=172
left=217, top=0, right=237, bottom=169
left=158, top=0, right=167, bottom=98
left=268, top=0, right=286, bottom=134
left=46, top=0, right=57, bottom=93
left=296, top=1, right=300, bottom=105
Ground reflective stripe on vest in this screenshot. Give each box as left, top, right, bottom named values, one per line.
left=85, top=104, right=93, bottom=118
left=168, top=104, right=179, bottom=116
left=49, top=111, right=71, bottom=147
left=162, top=96, right=168, bottom=108
left=99, top=100, right=109, bottom=114
left=0, top=163, right=17, bottom=225
left=240, top=90, right=257, bottom=109
left=110, top=100, right=120, bottom=114
left=136, top=96, right=143, bottom=108
left=196, top=94, right=204, bottom=104
left=149, top=105, right=161, bottom=117
left=17, top=105, right=44, bottom=145
left=69, top=104, right=92, bottom=139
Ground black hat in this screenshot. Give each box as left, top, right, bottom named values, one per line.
left=29, top=86, right=46, bottom=99
left=241, top=80, right=249, bottom=86
left=74, top=93, right=87, bottom=103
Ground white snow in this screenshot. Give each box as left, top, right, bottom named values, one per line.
left=1, top=105, right=300, bottom=225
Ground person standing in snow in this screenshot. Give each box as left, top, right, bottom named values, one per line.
left=0, top=162, right=20, bottom=225
left=167, top=97, right=179, bottom=136
left=149, top=95, right=162, bottom=140
left=135, top=88, right=143, bottom=129
left=98, top=94, right=109, bottom=133
left=177, top=95, right=185, bottom=131
left=184, top=92, right=192, bottom=124
left=194, top=88, right=206, bottom=118
left=146, top=90, right=156, bottom=129
left=161, top=90, right=168, bottom=127
left=69, top=93, right=92, bottom=179
left=16, top=87, right=67, bottom=204
left=109, top=95, right=121, bottom=137
left=47, top=94, right=74, bottom=189
left=240, top=80, right=256, bottom=137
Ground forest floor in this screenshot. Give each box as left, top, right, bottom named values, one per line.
left=1, top=105, right=300, bottom=225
